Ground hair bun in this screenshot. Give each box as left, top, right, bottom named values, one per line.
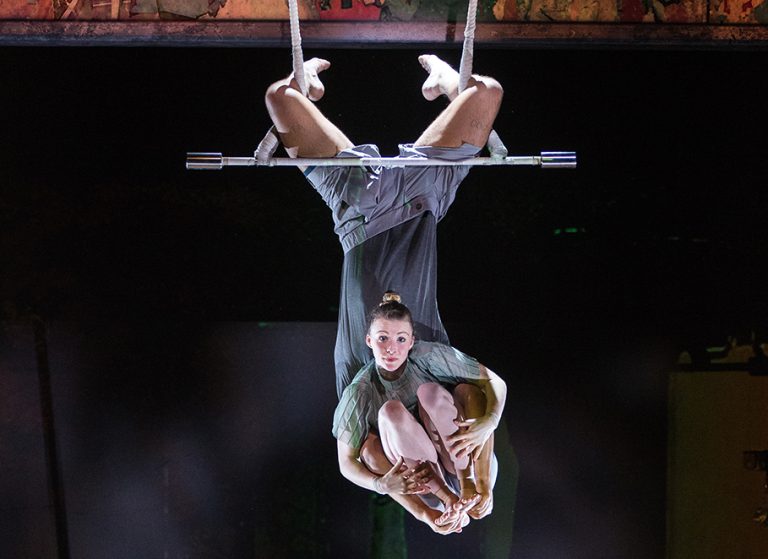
left=380, top=291, right=402, bottom=305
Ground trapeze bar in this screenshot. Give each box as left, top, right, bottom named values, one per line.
left=186, top=151, right=577, bottom=170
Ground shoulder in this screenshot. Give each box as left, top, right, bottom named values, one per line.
left=349, top=360, right=377, bottom=385
left=408, top=340, right=444, bottom=358
left=339, top=362, right=377, bottom=403
left=410, top=341, right=474, bottom=362
left=408, top=341, right=482, bottom=380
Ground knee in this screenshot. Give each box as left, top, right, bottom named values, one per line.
left=264, top=82, right=283, bottom=111
left=416, top=382, right=450, bottom=411
left=475, top=76, right=504, bottom=107
left=378, top=399, right=411, bottom=426
left=264, top=81, right=294, bottom=113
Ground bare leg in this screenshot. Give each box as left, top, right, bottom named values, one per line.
left=375, top=400, right=461, bottom=511
left=417, top=383, right=483, bottom=525
left=450, top=384, right=493, bottom=493
left=452, top=383, right=496, bottom=519
left=417, top=383, right=473, bottom=475
left=264, top=57, right=354, bottom=159
left=414, top=54, right=503, bottom=149
left=421, top=382, right=496, bottom=509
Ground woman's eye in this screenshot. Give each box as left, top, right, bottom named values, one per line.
left=397, top=337, right=406, bottom=343
left=378, top=336, right=387, bottom=342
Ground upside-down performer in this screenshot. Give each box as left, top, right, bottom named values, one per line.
left=264, top=55, right=506, bottom=533
left=334, top=292, right=507, bottom=534
left=264, top=54, right=504, bottom=398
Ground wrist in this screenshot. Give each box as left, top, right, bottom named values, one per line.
left=372, top=476, right=387, bottom=495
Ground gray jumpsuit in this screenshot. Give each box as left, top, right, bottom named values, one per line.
left=304, top=142, right=479, bottom=397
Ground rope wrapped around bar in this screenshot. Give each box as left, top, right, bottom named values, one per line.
left=255, top=0, right=306, bottom=163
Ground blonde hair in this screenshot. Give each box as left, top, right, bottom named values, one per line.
left=367, top=291, right=414, bottom=331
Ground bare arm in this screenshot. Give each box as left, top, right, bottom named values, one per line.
left=449, top=364, right=507, bottom=519
left=336, top=439, right=383, bottom=493
left=478, top=365, right=507, bottom=428
left=447, top=365, right=507, bottom=462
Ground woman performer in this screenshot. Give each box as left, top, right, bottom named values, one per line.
left=333, top=292, right=507, bottom=534
left=264, top=53, right=504, bottom=398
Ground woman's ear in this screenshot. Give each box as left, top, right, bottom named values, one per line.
left=366, top=333, right=373, bottom=349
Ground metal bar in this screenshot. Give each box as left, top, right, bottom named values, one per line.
left=2, top=21, right=768, bottom=48
left=186, top=151, right=577, bottom=169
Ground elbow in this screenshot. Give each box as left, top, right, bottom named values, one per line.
left=488, top=369, right=508, bottom=401
left=487, top=367, right=506, bottom=388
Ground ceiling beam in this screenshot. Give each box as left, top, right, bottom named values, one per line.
left=1, top=21, right=767, bottom=49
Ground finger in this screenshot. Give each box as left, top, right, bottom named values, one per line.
left=479, top=499, right=492, bottom=515
left=408, top=484, right=430, bottom=495
left=446, top=426, right=470, bottom=442
left=470, top=494, right=493, bottom=518
left=414, top=470, right=433, bottom=482
left=469, top=500, right=491, bottom=519
left=408, top=472, right=427, bottom=485
left=388, top=456, right=405, bottom=475
left=471, top=446, right=482, bottom=461
left=438, top=512, right=467, bottom=534
left=469, top=495, right=486, bottom=512
left=451, top=440, right=471, bottom=455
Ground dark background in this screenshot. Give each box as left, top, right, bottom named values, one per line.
left=1, top=46, right=767, bottom=557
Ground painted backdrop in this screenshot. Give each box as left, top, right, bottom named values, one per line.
left=0, top=0, right=766, bottom=25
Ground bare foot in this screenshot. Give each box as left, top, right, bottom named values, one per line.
left=296, top=57, right=330, bottom=102
left=435, top=493, right=481, bottom=527
left=418, top=54, right=460, bottom=101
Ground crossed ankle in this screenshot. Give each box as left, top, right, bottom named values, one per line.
left=434, top=485, right=459, bottom=508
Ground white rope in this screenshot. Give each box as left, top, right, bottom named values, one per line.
left=288, top=0, right=307, bottom=96
left=459, top=0, right=508, bottom=159
left=254, top=0, right=513, bottom=166
left=255, top=0, right=306, bottom=164
left=458, top=0, right=477, bottom=94
left=254, top=125, right=280, bottom=164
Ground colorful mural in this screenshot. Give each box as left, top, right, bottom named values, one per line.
left=0, top=0, right=766, bottom=24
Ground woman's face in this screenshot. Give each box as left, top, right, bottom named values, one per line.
left=366, top=317, right=414, bottom=373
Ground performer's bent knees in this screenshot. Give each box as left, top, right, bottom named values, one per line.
left=378, top=400, right=439, bottom=469
left=417, top=383, right=469, bottom=473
